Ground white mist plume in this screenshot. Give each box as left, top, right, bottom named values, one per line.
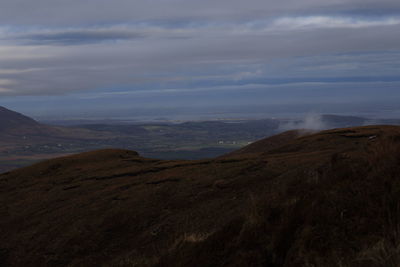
left=279, top=113, right=327, bottom=132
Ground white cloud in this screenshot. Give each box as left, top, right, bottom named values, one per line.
left=279, top=113, right=328, bottom=131
left=272, top=16, right=400, bottom=30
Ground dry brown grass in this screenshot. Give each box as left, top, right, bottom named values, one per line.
left=181, top=232, right=211, bottom=243
left=354, top=136, right=400, bottom=267
left=3, top=125, right=400, bottom=266
left=357, top=239, right=400, bottom=267
left=367, top=136, right=400, bottom=177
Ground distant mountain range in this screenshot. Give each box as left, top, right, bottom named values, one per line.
left=2, top=125, right=400, bottom=266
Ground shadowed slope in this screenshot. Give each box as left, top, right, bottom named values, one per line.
left=0, top=106, right=38, bottom=128
left=1, top=125, right=400, bottom=266
left=0, top=106, right=113, bottom=139
left=0, top=107, right=122, bottom=173
left=0, top=106, right=45, bottom=134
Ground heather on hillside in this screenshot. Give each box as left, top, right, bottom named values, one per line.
left=1, top=126, right=400, bottom=266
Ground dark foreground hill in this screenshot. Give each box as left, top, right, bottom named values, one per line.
left=1, top=125, right=400, bottom=266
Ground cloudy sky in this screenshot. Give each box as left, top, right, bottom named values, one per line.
left=1, top=0, right=400, bottom=120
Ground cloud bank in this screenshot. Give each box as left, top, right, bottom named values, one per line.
left=0, top=0, right=399, bottom=118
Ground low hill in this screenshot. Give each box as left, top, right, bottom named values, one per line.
left=0, top=106, right=120, bottom=173
left=0, top=106, right=37, bottom=128
left=0, top=106, right=45, bottom=134
left=0, top=106, right=110, bottom=140
left=1, top=125, right=400, bottom=266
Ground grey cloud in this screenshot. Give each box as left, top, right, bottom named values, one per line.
left=5, top=15, right=400, bottom=48
left=1, top=0, right=400, bottom=26
left=1, top=21, right=400, bottom=96
left=19, top=29, right=147, bottom=45
left=0, top=0, right=399, bottom=97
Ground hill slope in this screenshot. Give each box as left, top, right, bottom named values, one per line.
left=1, top=125, right=400, bottom=266
left=0, top=106, right=47, bottom=135
left=0, top=106, right=39, bottom=129
left=0, top=106, right=119, bottom=173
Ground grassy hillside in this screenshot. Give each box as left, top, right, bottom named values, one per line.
left=1, top=125, right=400, bottom=266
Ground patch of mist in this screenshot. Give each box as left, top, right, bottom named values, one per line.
left=279, top=113, right=328, bottom=133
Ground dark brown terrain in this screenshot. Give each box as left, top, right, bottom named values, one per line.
left=1, top=125, right=400, bottom=266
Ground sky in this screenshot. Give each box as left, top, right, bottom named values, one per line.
left=0, top=0, right=400, bottom=120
